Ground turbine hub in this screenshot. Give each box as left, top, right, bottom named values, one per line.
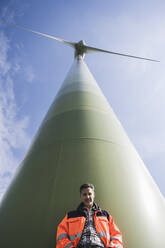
left=74, top=40, right=87, bottom=58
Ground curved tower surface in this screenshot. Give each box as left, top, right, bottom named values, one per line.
left=0, top=56, right=164, bottom=248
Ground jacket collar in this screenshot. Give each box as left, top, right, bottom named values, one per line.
left=77, top=202, right=100, bottom=212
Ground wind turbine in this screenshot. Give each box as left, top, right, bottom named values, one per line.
left=0, top=20, right=164, bottom=248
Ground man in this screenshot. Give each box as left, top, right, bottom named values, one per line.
left=56, top=183, right=123, bottom=248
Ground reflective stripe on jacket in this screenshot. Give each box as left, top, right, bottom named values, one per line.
left=56, top=208, right=123, bottom=248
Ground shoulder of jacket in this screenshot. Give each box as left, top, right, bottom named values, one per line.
left=99, top=209, right=110, bottom=220
left=67, top=210, right=84, bottom=219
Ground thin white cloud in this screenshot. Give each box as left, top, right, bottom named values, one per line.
left=24, top=65, right=35, bottom=83
left=0, top=32, right=10, bottom=76
left=0, top=1, right=30, bottom=23
left=0, top=17, right=31, bottom=201
left=0, top=5, right=15, bottom=23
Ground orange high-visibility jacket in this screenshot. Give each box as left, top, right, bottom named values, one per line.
left=56, top=205, right=123, bottom=248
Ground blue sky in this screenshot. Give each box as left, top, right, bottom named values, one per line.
left=0, top=0, right=165, bottom=201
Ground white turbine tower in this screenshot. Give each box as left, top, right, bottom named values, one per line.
left=0, top=20, right=164, bottom=248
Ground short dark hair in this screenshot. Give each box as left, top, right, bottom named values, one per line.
left=80, top=183, right=95, bottom=194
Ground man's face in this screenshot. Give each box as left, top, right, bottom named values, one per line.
left=80, top=187, right=95, bottom=209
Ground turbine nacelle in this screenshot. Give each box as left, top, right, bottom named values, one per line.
left=74, top=40, right=87, bottom=58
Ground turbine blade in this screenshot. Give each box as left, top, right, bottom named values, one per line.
left=85, top=45, right=160, bottom=62
left=1, top=19, right=75, bottom=48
